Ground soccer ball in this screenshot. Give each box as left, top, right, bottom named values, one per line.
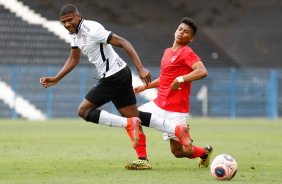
left=210, top=154, right=237, bottom=180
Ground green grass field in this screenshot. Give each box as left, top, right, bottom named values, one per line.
left=0, top=118, right=281, bottom=184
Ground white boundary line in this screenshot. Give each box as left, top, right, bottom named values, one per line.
left=0, top=79, right=47, bottom=120
left=0, top=0, right=70, bottom=43
left=0, top=0, right=158, bottom=118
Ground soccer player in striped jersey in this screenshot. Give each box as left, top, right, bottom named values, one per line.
left=40, top=4, right=153, bottom=149
left=40, top=4, right=198, bottom=168
left=125, top=17, right=213, bottom=170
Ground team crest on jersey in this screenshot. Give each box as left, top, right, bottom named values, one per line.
left=171, top=56, right=177, bottom=63
left=82, top=34, right=88, bottom=44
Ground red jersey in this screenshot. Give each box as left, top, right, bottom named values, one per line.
left=153, top=46, right=201, bottom=113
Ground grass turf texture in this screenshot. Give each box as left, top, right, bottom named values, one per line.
left=0, top=118, right=281, bottom=184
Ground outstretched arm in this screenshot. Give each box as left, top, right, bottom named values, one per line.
left=40, top=48, right=81, bottom=88
left=109, top=34, right=151, bottom=86
left=134, top=78, right=160, bottom=94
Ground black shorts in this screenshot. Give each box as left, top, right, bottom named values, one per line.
left=85, top=65, right=136, bottom=110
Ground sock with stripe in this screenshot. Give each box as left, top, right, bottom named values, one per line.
left=86, top=109, right=128, bottom=128
left=139, top=111, right=175, bottom=134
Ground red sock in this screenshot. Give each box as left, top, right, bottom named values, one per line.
left=135, top=134, right=147, bottom=158
left=189, top=145, right=206, bottom=159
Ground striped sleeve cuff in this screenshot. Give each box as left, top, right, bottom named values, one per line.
left=107, top=32, right=113, bottom=44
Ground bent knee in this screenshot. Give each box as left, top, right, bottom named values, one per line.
left=77, top=108, right=84, bottom=119
left=77, top=106, right=89, bottom=119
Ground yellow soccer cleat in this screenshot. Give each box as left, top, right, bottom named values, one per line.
left=199, top=145, right=213, bottom=168
left=125, top=158, right=152, bottom=170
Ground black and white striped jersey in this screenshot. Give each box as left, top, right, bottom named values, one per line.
left=70, top=19, right=126, bottom=78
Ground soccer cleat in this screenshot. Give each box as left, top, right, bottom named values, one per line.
left=126, top=117, right=141, bottom=149
left=199, top=145, right=213, bottom=168
left=125, top=158, right=152, bottom=170
left=175, top=123, right=191, bottom=146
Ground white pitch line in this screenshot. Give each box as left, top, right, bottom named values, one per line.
left=0, top=79, right=47, bottom=120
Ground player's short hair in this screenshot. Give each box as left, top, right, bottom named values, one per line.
left=59, top=4, right=79, bottom=17
left=181, top=17, right=197, bottom=36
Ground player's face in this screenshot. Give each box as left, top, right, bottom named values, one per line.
left=60, top=13, right=82, bottom=34
left=174, top=23, right=195, bottom=44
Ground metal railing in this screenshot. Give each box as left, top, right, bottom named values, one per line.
left=0, top=65, right=280, bottom=119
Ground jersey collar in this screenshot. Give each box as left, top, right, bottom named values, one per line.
left=76, top=18, right=84, bottom=33
left=68, top=18, right=84, bottom=35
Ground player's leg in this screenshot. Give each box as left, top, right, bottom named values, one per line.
left=115, top=81, right=151, bottom=170
left=138, top=102, right=192, bottom=146
left=126, top=114, right=191, bottom=169
left=77, top=98, right=99, bottom=120
left=124, top=128, right=151, bottom=170
left=77, top=75, right=140, bottom=148
left=163, top=112, right=197, bottom=158
left=162, top=111, right=213, bottom=166
left=170, top=141, right=213, bottom=167
left=119, top=105, right=151, bottom=170
left=78, top=80, right=130, bottom=128
left=123, top=102, right=167, bottom=170
left=78, top=98, right=137, bottom=129
left=124, top=108, right=191, bottom=169
left=124, top=101, right=191, bottom=170
left=170, top=139, right=194, bottom=158
left=118, top=104, right=142, bottom=149
left=120, top=110, right=148, bottom=162
left=169, top=136, right=209, bottom=159
left=167, top=125, right=213, bottom=167
left=110, top=66, right=143, bottom=149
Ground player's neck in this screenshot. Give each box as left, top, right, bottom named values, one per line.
left=172, top=42, right=186, bottom=52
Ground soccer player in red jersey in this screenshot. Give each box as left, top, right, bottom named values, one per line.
left=40, top=5, right=192, bottom=162
left=125, top=17, right=213, bottom=170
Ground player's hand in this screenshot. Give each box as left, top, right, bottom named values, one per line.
left=134, top=85, right=147, bottom=94
left=138, top=68, right=151, bottom=86
left=171, top=79, right=181, bottom=90
left=40, top=77, right=58, bottom=88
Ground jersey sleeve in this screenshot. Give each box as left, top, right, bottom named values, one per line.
left=70, top=37, right=78, bottom=49
left=89, top=22, right=113, bottom=44
left=183, top=49, right=201, bottom=67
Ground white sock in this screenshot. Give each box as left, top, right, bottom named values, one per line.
left=98, top=110, right=127, bottom=128
left=149, top=113, right=175, bottom=134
